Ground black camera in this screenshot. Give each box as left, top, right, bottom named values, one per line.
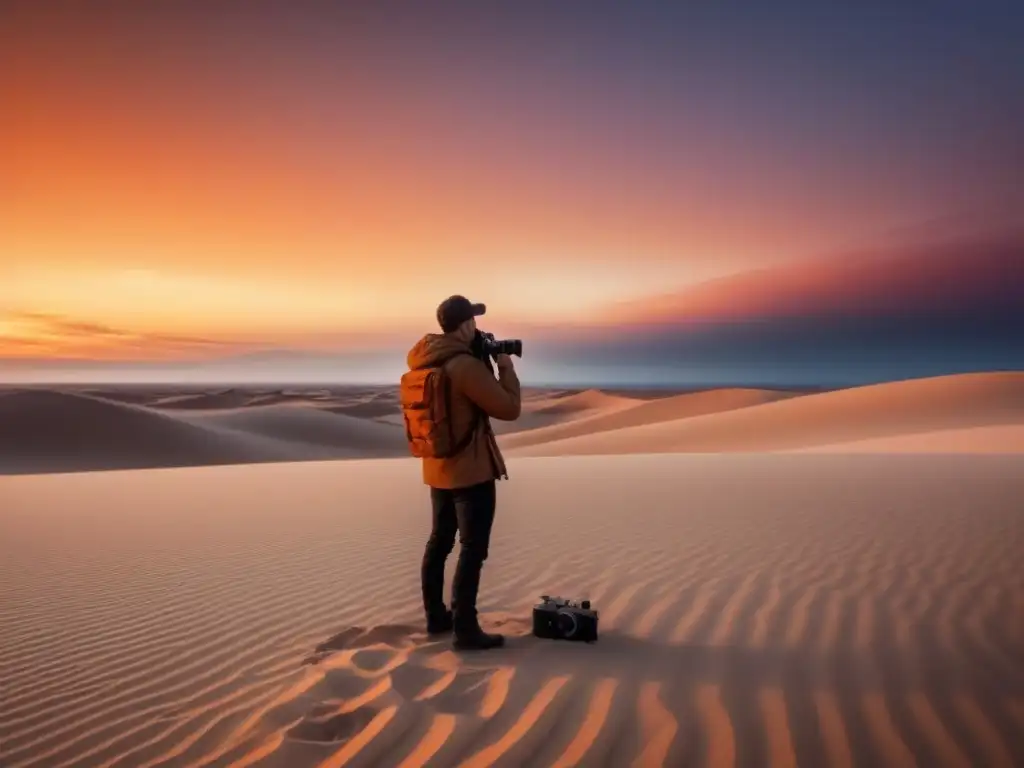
left=480, top=332, right=523, bottom=358
left=532, top=595, right=599, bottom=642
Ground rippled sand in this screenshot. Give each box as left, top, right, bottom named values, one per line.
left=2, top=454, right=1022, bottom=767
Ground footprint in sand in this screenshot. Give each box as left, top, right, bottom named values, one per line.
left=268, top=619, right=680, bottom=767
left=287, top=707, right=381, bottom=743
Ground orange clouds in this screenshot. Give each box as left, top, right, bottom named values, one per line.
left=0, top=310, right=233, bottom=360
left=588, top=236, right=1024, bottom=329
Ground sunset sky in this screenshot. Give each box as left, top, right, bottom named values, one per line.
left=2, top=1, right=1022, bottom=384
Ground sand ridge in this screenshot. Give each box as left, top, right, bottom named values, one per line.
left=529, top=389, right=640, bottom=415
left=149, top=391, right=261, bottom=410
left=498, top=387, right=799, bottom=449
left=509, top=372, right=1024, bottom=457
left=491, top=389, right=644, bottom=436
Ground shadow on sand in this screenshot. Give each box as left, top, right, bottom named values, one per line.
left=294, top=618, right=1024, bottom=767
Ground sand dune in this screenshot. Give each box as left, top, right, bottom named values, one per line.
left=500, top=387, right=797, bottom=449
left=2, top=454, right=1022, bottom=767
left=79, top=389, right=181, bottom=406
left=792, top=423, right=1024, bottom=453
left=530, top=389, right=639, bottom=415
left=521, top=388, right=578, bottom=403
left=492, top=389, right=642, bottom=435
left=319, top=390, right=404, bottom=420
left=183, top=404, right=407, bottom=456
left=0, top=391, right=407, bottom=474
left=149, top=390, right=259, bottom=410
left=323, top=400, right=403, bottom=420
left=511, top=372, right=1024, bottom=456
left=365, top=387, right=643, bottom=435
left=0, top=390, right=306, bottom=474
left=242, top=392, right=333, bottom=408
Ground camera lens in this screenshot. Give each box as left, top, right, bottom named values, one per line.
left=556, top=610, right=578, bottom=638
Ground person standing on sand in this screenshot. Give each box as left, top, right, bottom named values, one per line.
left=400, top=296, right=522, bottom=650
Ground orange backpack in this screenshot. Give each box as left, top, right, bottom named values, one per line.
left=399, top=357, right=478, bottom=459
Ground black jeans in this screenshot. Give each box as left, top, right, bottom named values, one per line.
left=421, top=480, right=496, bottom=631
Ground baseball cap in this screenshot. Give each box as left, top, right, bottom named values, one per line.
left=437, top=295, right=486, bottom=333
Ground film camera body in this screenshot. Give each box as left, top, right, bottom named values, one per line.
left=533, top=596, right=599, bottom=642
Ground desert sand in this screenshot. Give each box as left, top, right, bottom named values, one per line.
left=2, top=455, right=1023, bottom=767
left=788, top=424, right=1024, bottom=454
left=1, top=372, right=1023, bottom=767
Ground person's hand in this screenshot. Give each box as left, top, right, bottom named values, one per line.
left=495, top=353, right=514, bottom=370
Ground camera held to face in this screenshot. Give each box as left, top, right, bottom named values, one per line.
left=479, top=331, right=523, bottom=359
left=532, top=595, right=599, bottom=642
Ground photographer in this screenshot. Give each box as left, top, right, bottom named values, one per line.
left=401, top=295, right=522, bottom=650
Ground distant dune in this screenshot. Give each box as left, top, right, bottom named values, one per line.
left=182, top=404, right=407, bottom=456
left=242, top=392, right=333, bottom=408
left=320, top=389, right=400, bottom=418
left=531, top=389, right=638, bottom=415
left=78, top=388, right=174, bottom=405
left=148, top=389, right=261, bottom=410
left=510, top=372, right=1024, bottom=456
left=500, top=387, right=798, bottom=449
left=0, top=391, right=405, bottom=474
left=521, top=387, right=577, bottom=402
left=492, top=389, right=641, bottom=435
left=3, top=372, right=1023, bottom=474
left=0, top=390, right=300, bottom=474
left=322, top=399, right=402, bottom=420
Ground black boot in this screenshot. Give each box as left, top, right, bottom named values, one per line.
left=451, top=548, right=503, bottom=650
left=453, top=625, right=505, bottom=650
left=426, top=607, right=454, bottom=635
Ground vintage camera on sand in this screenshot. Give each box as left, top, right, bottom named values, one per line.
left=533, top=595, right=599, bottom=642
left=479, top=331, right=523, bottom=359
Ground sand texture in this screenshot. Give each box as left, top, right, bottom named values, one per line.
left=2, top=454, right=1024, bottom=767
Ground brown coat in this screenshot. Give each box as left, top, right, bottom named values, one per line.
left=406, top=333, right=521, bottom=489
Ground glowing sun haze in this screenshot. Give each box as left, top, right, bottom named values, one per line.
left=2, top=1, right=1022, bottom=382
